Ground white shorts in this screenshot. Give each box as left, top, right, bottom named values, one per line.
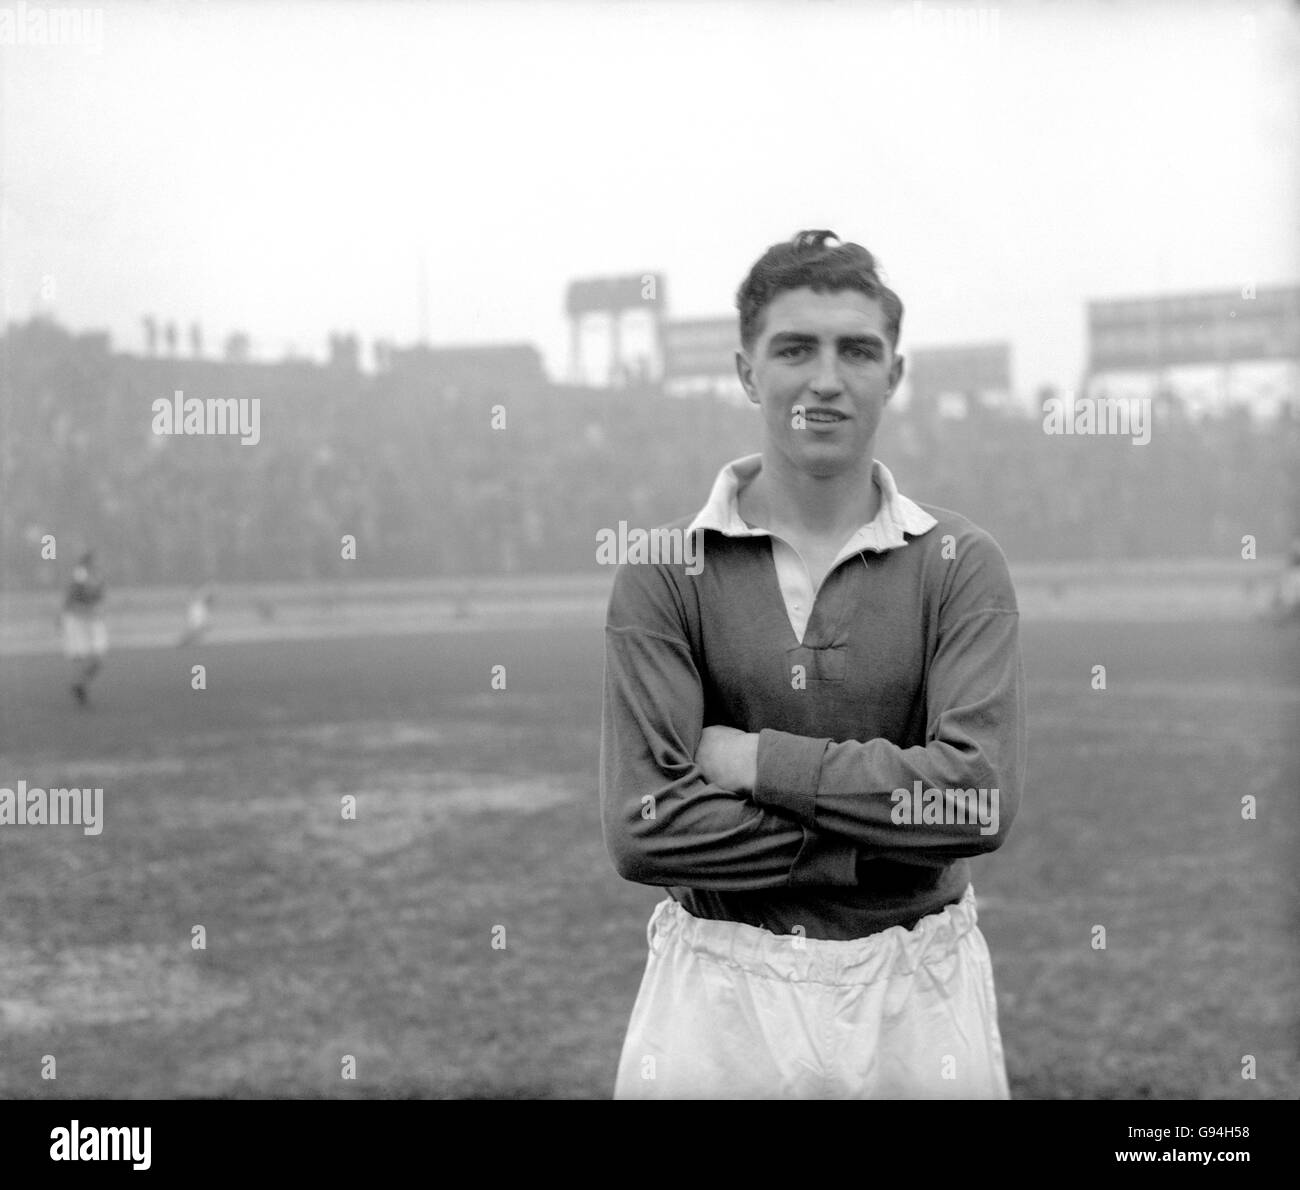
left=613, top=884, right=1010, bottom=1099
left=62, top=614, right=108, bottom=659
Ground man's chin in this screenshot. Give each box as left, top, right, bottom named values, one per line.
left=789, top=439, right=867, bottom=478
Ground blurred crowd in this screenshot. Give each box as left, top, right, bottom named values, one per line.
left=2, top=316, right=1296, bottom=589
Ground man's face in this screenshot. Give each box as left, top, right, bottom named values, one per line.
left=736, top=287, right=903, bottom=478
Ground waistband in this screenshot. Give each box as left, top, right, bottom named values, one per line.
left=646, top=884, right=980, bottom=987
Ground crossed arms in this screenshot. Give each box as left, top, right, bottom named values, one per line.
left=599, top=541, right=1026, bottom=892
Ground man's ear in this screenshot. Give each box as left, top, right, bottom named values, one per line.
left=886, top=352, right=905, bottom=403
left=735, top=348, right=760, bottom=406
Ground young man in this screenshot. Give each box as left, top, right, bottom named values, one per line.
left=600, top=230, right=1026, bottom=1099
left=61, top=550, right=108, bottom=705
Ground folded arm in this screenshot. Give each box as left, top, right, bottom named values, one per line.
left=751, top=539, right=1026, bottom=863
left=600, top=560, right=859, bottom=891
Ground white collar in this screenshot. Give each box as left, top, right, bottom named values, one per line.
left=685, top=453, right=937, bottom=552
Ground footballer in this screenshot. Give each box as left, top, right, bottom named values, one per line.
left=61, top=550, right=108, bottom=706
left=600, top=230, right=1026, bottom=1099
left=178, top=584, right=216, bottom=647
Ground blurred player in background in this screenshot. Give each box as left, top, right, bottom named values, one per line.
left=178, top=584, right=215, bottom=647
left=1272, top=539, right=1300, bottom=621
left=61, top=550, right=107, bottom=705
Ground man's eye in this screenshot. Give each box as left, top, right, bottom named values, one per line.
left=778, top=345, right=809, bottom=358
left=845, top=346, right=879, bottom=361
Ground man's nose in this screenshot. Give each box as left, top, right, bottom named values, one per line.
left=810, top=351, right=843, bottom=397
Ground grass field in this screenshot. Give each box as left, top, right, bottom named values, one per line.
left=1, top=614, right=1297, bottom=1099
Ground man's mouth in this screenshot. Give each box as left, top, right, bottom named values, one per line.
left=804, top=408, right=848, bottom=423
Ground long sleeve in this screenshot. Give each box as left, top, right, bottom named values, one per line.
left=752, top=531, right=1026, bottom=861
left=600, top=558, right=859, bottom=891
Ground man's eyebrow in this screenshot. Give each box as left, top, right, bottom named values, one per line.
left=767, top=331, right=886, bottom=347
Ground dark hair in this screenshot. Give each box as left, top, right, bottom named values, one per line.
left=736, top=230, right=903, bottom=353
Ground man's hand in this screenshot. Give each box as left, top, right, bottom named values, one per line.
left=696, top=725, right=760, bottom=795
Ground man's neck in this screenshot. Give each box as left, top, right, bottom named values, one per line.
left=741, top=449, right=880, bottom=541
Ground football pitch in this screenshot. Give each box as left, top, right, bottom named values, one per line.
left=1, top=615, right=1296, bottom=1099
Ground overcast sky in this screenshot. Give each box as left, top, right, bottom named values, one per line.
left=2, top=0, right=1297, bottom=394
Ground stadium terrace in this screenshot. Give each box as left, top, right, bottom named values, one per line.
left=151, top=390, right=261, bottom=445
